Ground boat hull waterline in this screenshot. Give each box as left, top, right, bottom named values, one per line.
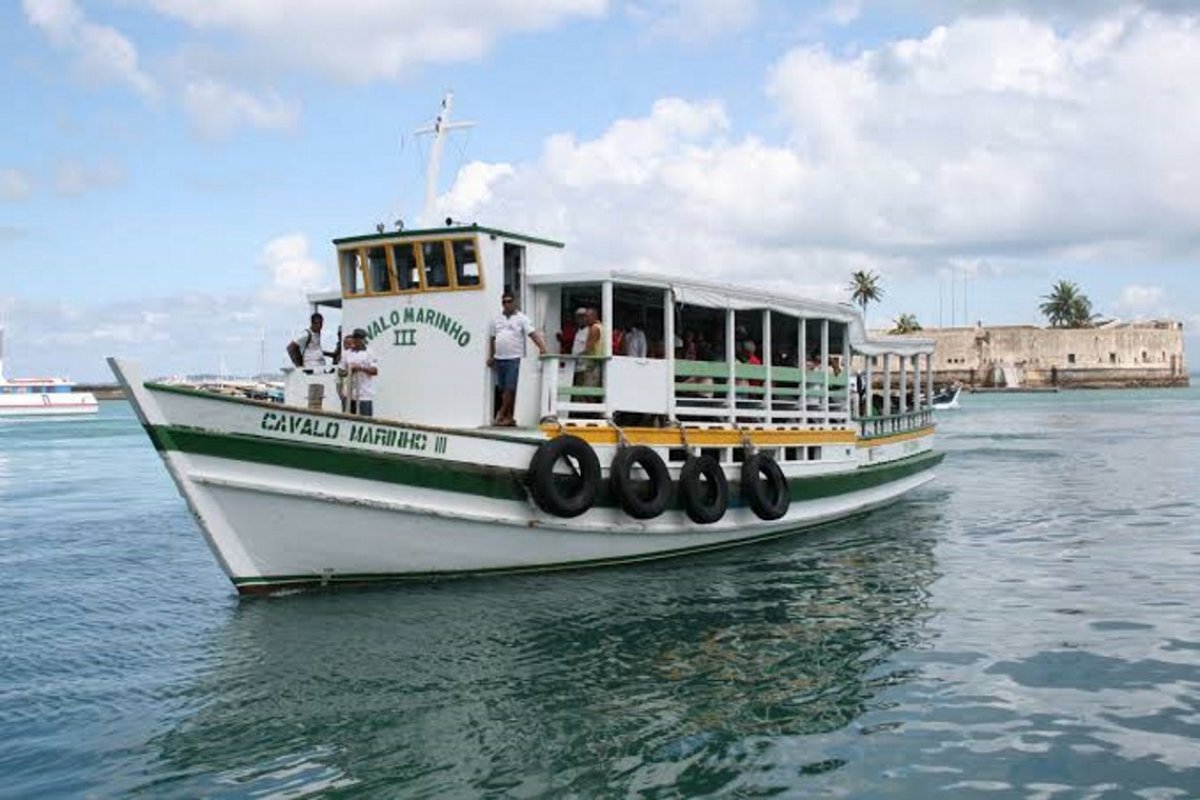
left=111, top=358, right=942, bottom=594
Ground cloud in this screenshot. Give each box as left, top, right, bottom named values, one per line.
left=0, top=232, right=336, bottom=380
left=54, top=160, right=124, bottom=196
left=1114, top=284, right=1167, bottom=318
left=139, top=0, right=607, bottom=82
left=257, top=233, right=332, bottom=306
left=437, top=8, right=1200, bottom=299
left=22, top=0, right=158, bottom=100
left=182, top=79, right=299, bottom=140
left=627, top=0, right=760, bottom=42
left=1, top=169, right=35, bottom=202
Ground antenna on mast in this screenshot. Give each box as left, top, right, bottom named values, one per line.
left=414, top=92, right=474, bottom=225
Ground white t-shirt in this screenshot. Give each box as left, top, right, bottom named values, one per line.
left=491, top=311, right=535, bottom=361
left=624, top=327, right=647, bottom=358
left=293, top=328, right=326, bottom=368
left=340, top=348, right=378, bottom=400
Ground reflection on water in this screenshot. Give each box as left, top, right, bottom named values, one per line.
left=6, top=392, right=1200, bottom=797
left=142, top=519, right=940, bottom=797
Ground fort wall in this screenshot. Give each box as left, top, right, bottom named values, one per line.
left=895, top=321, right=1188, bottom=388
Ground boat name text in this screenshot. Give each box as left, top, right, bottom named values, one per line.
left=259, top=411, right=433, bottom=453
left=360, top=307, right=471, bottom=349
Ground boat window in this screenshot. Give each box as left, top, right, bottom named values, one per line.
left=451, top=239, right=481, bottom=287
left=367, top=247, right=393, bottom=293
left=420, top=241, right=451, bottom=289
left=392, top=244, right=422, bottom=291
left=340, top=250, right=366, bottom=296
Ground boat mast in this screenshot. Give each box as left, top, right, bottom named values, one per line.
left=414, top=92, right=474, bottom=225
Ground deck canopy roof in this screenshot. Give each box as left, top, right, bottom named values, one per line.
left=528, top=269, right=934, bottom=356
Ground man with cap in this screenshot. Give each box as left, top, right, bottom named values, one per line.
left=487, top=291, right=547, bottom=426
left=338, top=328, right=379, bottom=417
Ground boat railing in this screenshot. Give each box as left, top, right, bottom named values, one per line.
left=856, top=408, right=934, bottom=438
left=538, top=354, right=853, bottom=427
left=282, top=366, right=343, bottom=413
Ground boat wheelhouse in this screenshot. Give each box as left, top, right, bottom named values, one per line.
left=111, top=221, right=942, bottom=595
left=0, top=329, right=98, bottom=417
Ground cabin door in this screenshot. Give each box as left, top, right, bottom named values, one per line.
left=504, top=244, right=525, bottom=307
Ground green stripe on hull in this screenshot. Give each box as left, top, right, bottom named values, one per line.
left=154, top=426, right=529, bottom=500
left=147, top=425, right=943, bottom=507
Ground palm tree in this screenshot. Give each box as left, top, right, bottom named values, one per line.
left=849, top=270, right=883, bottom=325
left=890, top=313, right=923, bottom=334
left=1039, top=280, right=1097, bottom=328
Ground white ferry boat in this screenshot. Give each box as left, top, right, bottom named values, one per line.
left=0, top=328, right=98, bottom=416
left=109, top=219, right=942, bottom=594
left=106, top=95, right=938, bottom=594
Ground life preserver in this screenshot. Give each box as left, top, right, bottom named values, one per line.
left=609, top=445, right=672, bottom=519
left=678, top=454, right=728, bottom=524
left=527, top=435, right=601, bottom=518
left=741, top=453, right=790, bottom=520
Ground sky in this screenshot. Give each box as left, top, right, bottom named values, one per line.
left=1, top=0, right=1197, bottom=381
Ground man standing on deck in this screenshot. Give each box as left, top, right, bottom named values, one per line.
left=487, top=292, right=547, bottom=426
left=286, top=312, right=340, bottom=410
left=339, top=328, right=378, bottom=417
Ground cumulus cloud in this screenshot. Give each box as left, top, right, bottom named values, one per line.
left=54, top=160, right=124, bottom=196
left=182, top=79, right=299, bottom=140
left=628, top=0, right=760, bottom=42
left=0, top=233, right=336, bottom=380
left=257, top=233, right=332, bottom=306
left=437, top=9, right=1200, bottom=300
left=22, top=0, right=157, bottom=100
left=139, top=0, right=606, bottom=82
left=1114, top=284, right=1167, bottom=318
left=1, top=169, right=35, bottom=202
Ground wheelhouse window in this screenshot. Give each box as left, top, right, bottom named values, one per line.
left=367, top=247, right=393, bottom=293
left=339, top=250, right=365, bottom=296
left=338, top=235, right=486, bottom=297
left=421, top=241, right=451, bottom=289
left=392, top=243, right=422, bottom=291
left=452, top=239, right=480, bottom=287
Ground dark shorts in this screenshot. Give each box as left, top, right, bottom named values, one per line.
left=494, top=358, right=520, bottom=391
left=348, top=400, right=373, bottom=417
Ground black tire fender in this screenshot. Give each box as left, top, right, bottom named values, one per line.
left=527, top=435, right=601, bottom=518
left=741, top=453, right=790, bottom=520
left=609, top=445, right=672, bottom=520
left=678, top=454, right=729, bottom=524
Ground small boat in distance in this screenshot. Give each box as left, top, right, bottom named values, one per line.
left=932, top=382, right=962, bottom=410
left=0, top=328, right=98, bottom=417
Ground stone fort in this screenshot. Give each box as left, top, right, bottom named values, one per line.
left=902, top=321, right=1188, bottom=388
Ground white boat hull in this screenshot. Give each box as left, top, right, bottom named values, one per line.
left=110, top=358, right=943, bottom=594
left=0, top=394, right=98, bottom=416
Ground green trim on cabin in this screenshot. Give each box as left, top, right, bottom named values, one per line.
left=332, top=225, right=565, bottom=249
left=146, top=422, right=941, bottom=509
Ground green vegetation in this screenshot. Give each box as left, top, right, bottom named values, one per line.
left=849, top=270, right=883, bottom=325
left=889, top=313, right=923, bottom=334
left=1039, top=280, right=1098, bottom=328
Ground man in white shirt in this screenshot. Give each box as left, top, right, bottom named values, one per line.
left=339, top=328, right=379, bottom=417
left=623, top=321, right=648, bottom=358
left=487, top=292, right=547, bottom=426
left=287, top=312, right=340, bottom=410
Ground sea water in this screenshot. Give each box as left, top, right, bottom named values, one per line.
left=1, top=389, right=1198, bottom=797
